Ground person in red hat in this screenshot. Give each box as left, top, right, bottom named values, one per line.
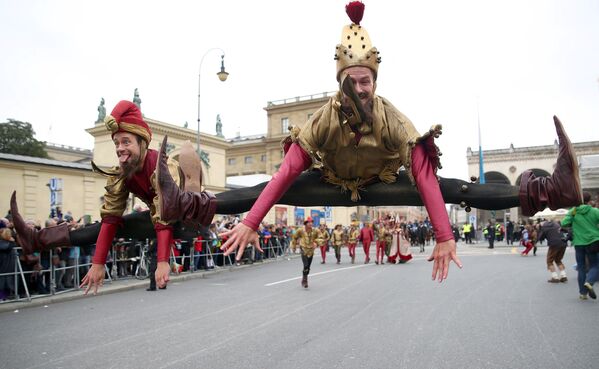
left=10, top=100, right=201, bottom=294
left=291, top=217, right=320, bottom=288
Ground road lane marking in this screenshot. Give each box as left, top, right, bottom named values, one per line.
left=265, top=264, right=373, bottom=286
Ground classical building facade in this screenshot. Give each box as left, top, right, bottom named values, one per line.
left=453, top=140, right=599, bottom=229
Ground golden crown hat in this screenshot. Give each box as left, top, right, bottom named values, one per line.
left=335, top=1, right=381, bottom=81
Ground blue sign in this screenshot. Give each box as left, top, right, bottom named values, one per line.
left=294, top=208, right=305, bottom=225
left=324, top=206, right=332, bottom=222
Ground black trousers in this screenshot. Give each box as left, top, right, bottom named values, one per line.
left=216, top=170, right=520, bottom=214
left=69, top=171, right=520, bottom=246
left=148, top=243, right=157, bottom=289
left=301, top=251, right=313, bottom=276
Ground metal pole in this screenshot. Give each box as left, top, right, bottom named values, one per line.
left=197, top=47, right=226, bottom=153
left=477, top=97, right=486, bottom=184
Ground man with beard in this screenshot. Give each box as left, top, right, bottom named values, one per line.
left=153, top=1, right=582, bottom=283
left=10, top=100, right=198, bottom=294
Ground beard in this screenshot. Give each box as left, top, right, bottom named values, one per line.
left=118, top=152, right=143, bottom=180
left=341, top=93, right=374, bottom=129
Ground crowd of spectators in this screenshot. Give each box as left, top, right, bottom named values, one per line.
left=4, top=193, right=599, bottom=302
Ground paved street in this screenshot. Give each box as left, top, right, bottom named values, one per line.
left=1, top=242, right=598, bottom=369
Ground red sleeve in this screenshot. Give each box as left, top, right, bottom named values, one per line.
left=92, top=216, right=123, bottom=264
left=411, top=143, right=453, bottom=243
left=242, top=143, right=312, bottom=230
left=155, top=223, right=174, bottom=262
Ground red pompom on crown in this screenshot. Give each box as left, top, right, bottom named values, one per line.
left=345, top=1, right=365, bottom=25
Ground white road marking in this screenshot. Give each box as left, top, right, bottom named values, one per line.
left=264, top=263, right=373, bottom=286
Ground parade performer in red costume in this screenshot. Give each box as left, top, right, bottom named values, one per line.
left=375, top=222, right=388, bottom=265
left=347, top=223, right=359, bottom=264
left=317, top=223, right=330, bottom=264
left=10, top=101, right=200, bottom=294
left=360, top=222, right=374, bottom=264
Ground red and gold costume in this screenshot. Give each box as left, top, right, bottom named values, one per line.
left=375, top=223, right=389, bottom=265
left=388, top=226, right=412, bottom=264
left=317, top=225, right=330, bottom=263
left=347, top=225, right=360, bottom=264
left=92, top=101, right=181, bottom=265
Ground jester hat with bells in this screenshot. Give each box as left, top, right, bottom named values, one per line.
left=104, top=100, right=152, bottom=144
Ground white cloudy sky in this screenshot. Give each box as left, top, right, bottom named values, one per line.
left=1, top=0, right=598, bottom=179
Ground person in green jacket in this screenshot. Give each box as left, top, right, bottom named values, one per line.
left=561, top=192, right=599, bottom=300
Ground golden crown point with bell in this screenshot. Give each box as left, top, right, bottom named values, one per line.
left=335, top=1, right=381, bottom=81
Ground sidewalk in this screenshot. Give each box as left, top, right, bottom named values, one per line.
left=0, top=256, right=293, bottom=314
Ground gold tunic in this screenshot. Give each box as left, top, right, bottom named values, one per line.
left=288, top=92, right=442, bottom=201
left=292, top=228, right=320, bottom=257
left=348, top=228, right=360, bottom=243
left=96, top=155, right=181, bottom=226
left=316, top=228, right=330, bottom=247
left=332, top=229, right=345, bottom=247
left=376, top=225, right=388, bottom=241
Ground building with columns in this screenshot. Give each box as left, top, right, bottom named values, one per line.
left=452, top=140, right=599, bottom=230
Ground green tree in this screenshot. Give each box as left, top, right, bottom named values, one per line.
left=0, top=119, right=49, bottom=158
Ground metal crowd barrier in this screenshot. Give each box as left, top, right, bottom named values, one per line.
left=0, top=235, right=291, bottom=304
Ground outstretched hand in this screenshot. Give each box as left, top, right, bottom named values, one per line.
left=427, top=239, right=462, bottom=282
left=80, top=263, right=105, bottom=295
left=219, top=223, right=263, bottom=261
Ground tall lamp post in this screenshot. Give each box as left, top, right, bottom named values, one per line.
left=197, top=48, right=229, bottom=153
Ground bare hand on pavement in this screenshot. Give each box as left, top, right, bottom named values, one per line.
left=80, top=263, right=105, bottom=295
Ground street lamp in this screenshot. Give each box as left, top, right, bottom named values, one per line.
left=197, top=48, right=229, bottom=153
